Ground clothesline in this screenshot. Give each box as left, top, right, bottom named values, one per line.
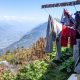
left=45, top=9, right=80, bottom=52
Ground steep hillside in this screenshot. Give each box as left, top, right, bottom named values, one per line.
left=1, top=22, right=47, bottom=54
left=0, top=21, right=34, bottom=49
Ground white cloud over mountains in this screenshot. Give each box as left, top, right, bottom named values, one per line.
left=0, top=16, right=34, bottom=22
left=0, top=16, right=46, bottom=24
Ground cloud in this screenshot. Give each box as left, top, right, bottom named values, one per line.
left=0, top=16, right=46, bottom=23
left=0, top=16, right=30, bottom=21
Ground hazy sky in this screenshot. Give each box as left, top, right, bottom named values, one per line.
left=0, top=0, right=80, bottom=27
left=0, top=0, right=80, bottom=49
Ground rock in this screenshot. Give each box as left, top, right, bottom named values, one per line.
left=74, top=63, right=80, bottom=74
left=68, top=74, right=77, bottom=80
left=77, top=74, right=80, bottom=80
left=0, top=60, right=18, bottom=75
left=73, top=45, right=79, bottom=66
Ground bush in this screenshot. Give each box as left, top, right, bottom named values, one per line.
left=59, top=57, right=74, bottom=73
left=16, top=60, right=48, bottom=80
left=2, top=70, right=15, bottom=80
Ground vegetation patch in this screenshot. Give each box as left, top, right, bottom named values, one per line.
left=0, top=38, right=74, bottom=80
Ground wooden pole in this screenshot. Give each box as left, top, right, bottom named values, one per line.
left=42, top=1, right=80, bottom=8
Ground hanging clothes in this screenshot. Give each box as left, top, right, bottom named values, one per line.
left=45, top=16, right=62, bottom=60
left=53, top=19, right=62, bottom=60
left=60, top=9, right=76, bottom=47
left=75, top=11, right=80, bottom=30
left=75, top=11, right=80, bottom=39
left=61, top=25, right=76, bottom=47
left=45, top=15, right=56, bottom=53
left=53, top=19, right=62, bottom=38
left=61, top=9, right=75, bottom=28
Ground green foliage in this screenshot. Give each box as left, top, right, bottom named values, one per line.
left=58, top=47, right=74, bottom=73
left=59, top=57, right=74, bottom=73
left=42, top=66, right=69, bottom=80
left=15, top=46, right=73, bottom=80
left=6, top=50, right=10, bottom=54
left=2, top=70, right=15, bottom=80
left=0, top=40, right=74, bottom=80
left=63, top=47, right=72, bottom=52
left=60, top=47, right=73, bottom=61
left=46, top=53, right=56, bottom=62
left=46, top=43, right=56, bottom=62
left=0, top=53, right=14, bottom=64
left=16, top=60, right=48, bottom=80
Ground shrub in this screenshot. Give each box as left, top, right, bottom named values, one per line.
left=59, top=57, right=74, bottom=73
left=16, top=60, right=48, bottom=80
left=2, top=70, right=15, bottom=80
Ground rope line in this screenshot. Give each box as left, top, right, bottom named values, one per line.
left=43, top=8, right=50, bottom=15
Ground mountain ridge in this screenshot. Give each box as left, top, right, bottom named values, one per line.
left=0, top=22, right=47, bottom=54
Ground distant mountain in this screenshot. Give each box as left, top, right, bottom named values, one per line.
left=0, top=20, right=36, bottom=49
left=1, top=22, right=47, bottom=54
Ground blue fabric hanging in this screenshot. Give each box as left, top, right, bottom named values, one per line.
left=61, top=9, right=75, bottom=28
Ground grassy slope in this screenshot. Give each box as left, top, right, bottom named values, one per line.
left=0, top=39, right=73, bottom=80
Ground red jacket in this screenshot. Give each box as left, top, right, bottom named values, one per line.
left=61, top=25, right=76, bottom=47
